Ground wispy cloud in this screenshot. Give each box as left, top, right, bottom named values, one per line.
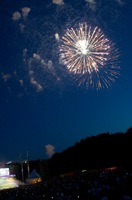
left=12, top=11, right=21, bottom=21
left=21, top=7, right=31, bottom=18
left=116, top=0, right=124, bottom=5
left=45, top=144, right=55, bottom=157
left=19, top=79, right=24, bottom=86
left=12, top=7, right=31, bottom=22
left=2, top=73, right=11, bottom=82
left=52, top=0, right=64, bottom=6
left=55, top=33, right=60, bottom=41
left=85, top=0, right=96, bottom=11
left=23, top=48, right=28, bottom=57
left=19, top=23, right=26, bottom=33
left=30, top=77, right=43, bottom=92
left=33, top=53, right=41, bottom=61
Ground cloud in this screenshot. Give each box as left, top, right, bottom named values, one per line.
left=12, top=11, right=21, bottom=21
left=29, top=70, right=34, bottom=76
left=23, top=48, right=28, bottom=57
left=21, top=7, right=31, bottom=18
left=2, top=73, right=11, bottom=82
left=12, top=7, right=31, bottom=22
left=85, top=0, right=96, bottom=10
left=33, top=53, right=41, bottom=61
left=116, top=0, right=124, bottom=5
left=19, top=23, right=26, bottom=32
left=48, top=60, right=53, bottom=69
left=55, top=33, right=60, bottom=41
left=19, top=79, right=24, bottom=86
left=52, top=0, right=64, bottom=6
left=47, top=60, right=56, bottom=75
left=30, top=77, right=43, bottom=92
left=40, top=59, right=46, bottom=65
left=85, top=0, right=95, bottom=3
left=31, top=53, right=46, bottom=65
left=45, top=144, right=55, bottom=157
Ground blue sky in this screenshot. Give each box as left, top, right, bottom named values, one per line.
left=0, top=0, right=132, bottom=162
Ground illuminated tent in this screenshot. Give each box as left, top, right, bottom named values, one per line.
left=26, top=169, right=42, bottom=184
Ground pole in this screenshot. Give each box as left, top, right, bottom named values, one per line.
left=21, top=161, right=24, bottom=182
left=27, top=150, right=30, bottom=178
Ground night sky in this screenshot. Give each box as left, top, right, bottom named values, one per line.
left=0, top=0, right=132, bottom=162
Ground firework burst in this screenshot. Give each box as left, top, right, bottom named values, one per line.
left=59, top=23, right=120, bottom=89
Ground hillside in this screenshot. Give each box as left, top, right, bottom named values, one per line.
left=48, top=128, right=132, bottom=175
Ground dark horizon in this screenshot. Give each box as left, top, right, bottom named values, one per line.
left=1, top=126, right=132, bottom=164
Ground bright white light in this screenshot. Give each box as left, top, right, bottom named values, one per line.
left=0, top=168, right=9, bottom=176
left=76, top=40, right=88, bottom=55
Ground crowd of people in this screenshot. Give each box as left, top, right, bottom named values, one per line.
left=0, top=167, right=132, bottom=200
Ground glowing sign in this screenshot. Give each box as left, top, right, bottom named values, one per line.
left=0, top=168, right=9, bottom=177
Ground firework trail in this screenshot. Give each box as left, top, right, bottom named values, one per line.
left=59, top=23, right=120, bottom=89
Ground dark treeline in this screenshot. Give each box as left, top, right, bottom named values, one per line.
left=7, top=127, right=132, bottom=181
left=48, top=127, right=132, bottom=176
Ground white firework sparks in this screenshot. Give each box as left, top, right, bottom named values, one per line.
left=59, top=22, right=120, bottom=89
